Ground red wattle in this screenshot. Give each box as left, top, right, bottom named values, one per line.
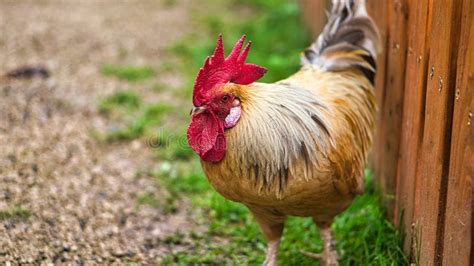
left=187, top=112, right=226, bottom=162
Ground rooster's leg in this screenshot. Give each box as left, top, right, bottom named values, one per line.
left=264, top=239, right=280, bottom=266
left=301, top=221, right=339, bottom=266
left=258, top=220, right=284, bottom=266
left=248, top=207, right=285, bottom=266
left=317, top=225, right=339, bottom=266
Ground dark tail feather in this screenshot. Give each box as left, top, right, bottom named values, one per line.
left=301, top=0, right=380, bottom=83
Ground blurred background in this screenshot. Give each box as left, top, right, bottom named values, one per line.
left=0, top=0, right=406, bottom=264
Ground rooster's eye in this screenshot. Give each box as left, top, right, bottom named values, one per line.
left=221, top=95, right=229, bottom=102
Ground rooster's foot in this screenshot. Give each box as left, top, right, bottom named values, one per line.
left=301, top=224, right=339, bottom=266
left=301, top=249, right=338, bottom=266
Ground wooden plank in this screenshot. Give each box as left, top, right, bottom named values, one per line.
left=374, top=0, right=408, bottom=216
left=417, top=0, right=463, bottom=264
left=441, top=0, right=474, bottom=263
left=365, top=0, right=388, bottom=175
left=394, top=0, right=431, bottom=257
left=298, top=0, right=330, bottom=38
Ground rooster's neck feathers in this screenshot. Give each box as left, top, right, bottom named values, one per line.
left=221, top=80, right=335, bottom=197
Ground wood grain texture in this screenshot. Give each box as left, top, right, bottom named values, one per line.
left=417, top=0, right=463, bottom=264
left=375, top=0, right=408, bottom=217
left=298, top=0, right=330, bottom=38
left=394, top=0, right=431, bottom=257
left=297, top=0, right=474, bottom=263
left=365, top=0, right=388, bottom=174
left=441, top=0, right=474, bottom=264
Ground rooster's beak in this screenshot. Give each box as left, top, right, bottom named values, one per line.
left=190, top=106, right=206, bottom=116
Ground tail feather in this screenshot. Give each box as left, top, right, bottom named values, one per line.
left=302, top=0, right=380, bottom=83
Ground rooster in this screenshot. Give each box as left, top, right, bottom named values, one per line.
left=187, top=0, right=380, bottom=265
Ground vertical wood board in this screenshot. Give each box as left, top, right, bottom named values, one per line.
left=375, top=0, right=408, bottom=217
left=417, top=0, right=463, bottom=264
left=441, top=0, right=474, bottom=263
left=395, top=0, right=432, bottom=256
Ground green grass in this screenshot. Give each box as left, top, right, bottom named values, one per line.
left=136, top=192, right=160, bottom=208
left=130, top=103, right=174, bottom=134
left=159, top=167, right=407, bottom=265
left=0, top=205, right=32, bottom=221
left=101, top=65, right=155, bottom=82
left=332, top=174, right=407, bottom=265
left=150, top=130, right=195, bottom=161
left=154, top=161, right=209, bottom=198
left=98, top=90, right=141, bottom=115
left=99, top=101, right=175, bottom=142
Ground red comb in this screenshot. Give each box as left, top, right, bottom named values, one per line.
left=192, top=34, right=267, bottom=106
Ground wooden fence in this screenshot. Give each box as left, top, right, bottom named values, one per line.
left=300, top=0, right=473, bottom=265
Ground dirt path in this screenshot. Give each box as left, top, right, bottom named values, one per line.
left=0, top=1, right=196, bottom=263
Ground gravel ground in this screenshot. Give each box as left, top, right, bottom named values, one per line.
left=0, top=0, right=197, bottom=264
